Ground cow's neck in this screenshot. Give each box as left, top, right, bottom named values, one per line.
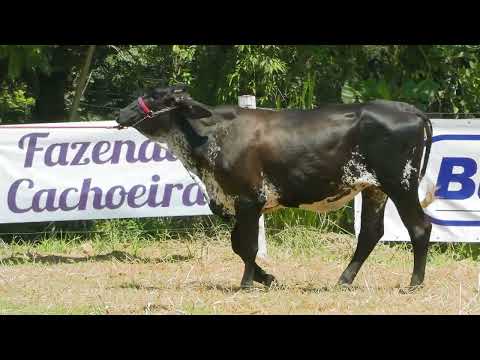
left=177, top=117, right=209, bottom=150
left=164, top=117, right=212, bottom=174
left=163, top=116, right=236, bottom=216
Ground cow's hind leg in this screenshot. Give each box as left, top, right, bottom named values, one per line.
left=231, top=199, right=276, bottom=288
left=387, top=190, right=432, bottom=291
left=337, top=187, right=388, bottom=287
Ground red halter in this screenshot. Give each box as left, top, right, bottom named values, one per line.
left=137, top=96, right=153, bottom=117
left=126, top=97, right=178, bottom=129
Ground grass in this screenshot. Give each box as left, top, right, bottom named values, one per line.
left=0, top=298, right=104, bottom=315
left=1, top=221, right=479, bottom=315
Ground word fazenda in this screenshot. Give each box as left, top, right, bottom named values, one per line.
left=18, top=132, right=176, bottom=168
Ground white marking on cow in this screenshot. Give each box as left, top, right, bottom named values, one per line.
left=206, top=138, right=221, bottom=167
left=292, top=151, right=380, bottom=214
left=199, top=168, right=236, bottom=215
left=366, top=188, right=388, bottom=214
left=187, top=170, right=210, bottom=203
left=342, top=152, right=380, bottom=187
left=149, top=129, right=237, bottom=215
left=151, top=129, right=197, bottom=170
left=261, top=178, right=283, bottom=213
left=402, top=160, right=416, bottom=190
left=260, top=152, right=381, bottom=214
left=299, top=184, right=369, bottom=213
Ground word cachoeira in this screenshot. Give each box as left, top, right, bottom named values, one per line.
left=6, top=132, right=208, bottom=213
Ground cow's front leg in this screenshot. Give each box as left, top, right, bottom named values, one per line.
left=231, top=198, right=276, bottom=288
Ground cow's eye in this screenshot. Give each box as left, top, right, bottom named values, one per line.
left=152, top=91, right=165, bottom=100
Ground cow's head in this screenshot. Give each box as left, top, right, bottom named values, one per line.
left=116, top=84, right=213, bottom=137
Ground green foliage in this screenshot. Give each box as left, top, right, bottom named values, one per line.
left=4, top=44, right=480, bottom=121
left=0, top=83, right=36, bottom=123
left=0, top=45, right=50, bottom=79
left=340, top=45, right=480, bottom=114
left=217, top=45, right=288, bottom=106
left=171, top=45, right=197, bottom=85
left=5, top=45, right=480, bottom=237
left=0, top=45, right=112, bottom=122
left=0, top=45, right=49, bottom=122
left=265, top=205, right=353, bottom=235
left=342, top=78, right=440, bottom=109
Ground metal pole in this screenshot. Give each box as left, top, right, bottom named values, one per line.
left=238, top=95, right=267, bottom=259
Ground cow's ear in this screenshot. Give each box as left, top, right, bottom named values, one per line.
left=177, top=98, right=213, bottom=119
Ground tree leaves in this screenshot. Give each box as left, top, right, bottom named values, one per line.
left=341, top=82, right=358, bottom=104
left=0, top=45, right=51, bottom=79
left=0, top=84, right=35, bottom=124
left=4, top=45, right=480, bottom=123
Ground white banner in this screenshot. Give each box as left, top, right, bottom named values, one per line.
left=7, top=117, right=479, bottom=244
left=355, top=118, right=480, bottom=243
left=0, top=121, right=212, bottom=223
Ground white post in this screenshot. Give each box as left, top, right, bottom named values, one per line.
left=238, top=95, right=268, bottom=259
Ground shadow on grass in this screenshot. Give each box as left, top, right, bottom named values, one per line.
left=108, top=280, right=242, bottom=293
left=111, top=280, right=416, bottom=295
left=296, top=283, right=424, bottom=295
left=184, top=281, right=357, bottom=294
left=0, top=251, right=194, bottom=266
left=112, top=281, right=272, bottom=294
left=197, top=282, right=338, bottom=294
left=202, top=283, right=241, bottom=293
left=115, top=282, right=164, bottom=291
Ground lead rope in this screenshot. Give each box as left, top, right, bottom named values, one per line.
left=0, top=124, right=120, bottom=129
left=121, top=105, right=178, bottom=129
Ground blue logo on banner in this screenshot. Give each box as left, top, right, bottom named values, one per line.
left=429, top=134, right=480, bottom=226
left=436, top=157, right=477, bottom=200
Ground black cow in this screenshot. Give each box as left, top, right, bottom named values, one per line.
left=117, top=84, right=433, bottom=292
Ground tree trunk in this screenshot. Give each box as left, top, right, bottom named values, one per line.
left=69, top=45, right=96, bottom=122
left=32, top=70, right=69, bottom=123
left=31, top=46, right=82, bottom=123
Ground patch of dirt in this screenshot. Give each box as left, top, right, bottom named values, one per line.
left=0, top=235, right=479, bottom=314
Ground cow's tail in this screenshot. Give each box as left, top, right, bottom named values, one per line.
left=419, top=112, right=433, bottom=180
left=416, top=111, right=435, bottom=208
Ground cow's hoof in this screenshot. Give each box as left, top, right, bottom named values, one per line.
left=335, top=283, right=354, bottom=292
left=335, top=278, right=354, bottom=290
left=336, top=274, right=353, bottom=287
left=399, top=284, right=424, bottom=294
left=240, top=281, right=254, bottom=290
left=262, top=274, right=278, bottom=288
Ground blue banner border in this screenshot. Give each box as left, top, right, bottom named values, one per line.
left=427, top=134, right=480, bottom=226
